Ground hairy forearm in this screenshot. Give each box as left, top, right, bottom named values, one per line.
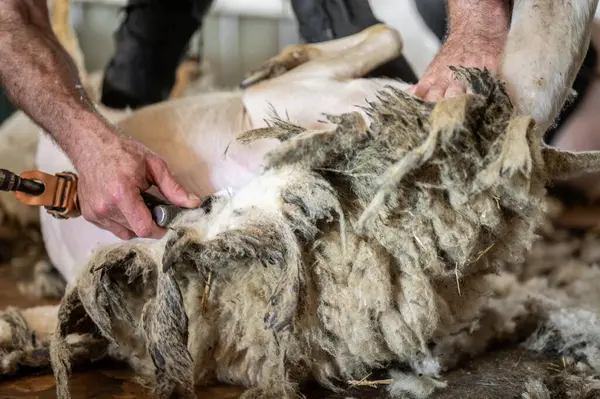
left=0, top=0, right=119, bottom=167
left=447, top=0, right=511, bottom=40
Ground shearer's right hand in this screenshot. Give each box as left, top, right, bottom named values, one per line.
left=74, top=134, right=201, bottom=240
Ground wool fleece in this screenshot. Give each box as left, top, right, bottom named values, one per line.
left=3, top=67, right=600, bottom=399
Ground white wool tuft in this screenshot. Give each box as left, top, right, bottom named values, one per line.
left=387, top=370, right=447, bottom=399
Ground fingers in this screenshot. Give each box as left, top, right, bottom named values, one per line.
left=88, top=196, right=165, bottom=240
left=81, top=180, right=165, bottom=240
left=409, top=81, right=430, bottom=99
left=81, top=205, right=135, bottom=240
left=408, top=78, right=466, bottom=102
left=107, top=223, right=136, bottom=241
left=97, top=220, right=135, bottom=241
left=423, top=84, right=447, bottom=102
left=118, top=188, right=167, bottom=239
left=146, top=157, right=201, bottom=208
left=443, top=81, right=467, bottom=99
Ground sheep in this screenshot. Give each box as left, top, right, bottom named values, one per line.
left=2, top=0, right=600, bottom=398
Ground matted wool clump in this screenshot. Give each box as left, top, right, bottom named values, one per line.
left=47, top=68, right=600, bottom=399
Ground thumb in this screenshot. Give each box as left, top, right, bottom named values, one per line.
left=147, top=157, right=201, bottom=208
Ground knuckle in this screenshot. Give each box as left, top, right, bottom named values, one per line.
left=428, top=86, right=444, bottom=95
left=167, top=178, right=183, bottom=192
left=148, top=156, right=169, bottom=174
left=93, top=201, right=111, bottom=216
left=421, top=77, right=437, bottom=87
left=152, top=156, right=168, bottom=168
left=107, top=184, right=128, bottom=204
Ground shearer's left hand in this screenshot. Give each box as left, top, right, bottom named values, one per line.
left=408, top=0, right=510, bottom=102
left=407, top=32, right=504, bottom=102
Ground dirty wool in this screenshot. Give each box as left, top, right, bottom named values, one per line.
left=2, top=67, right=600, bottom=398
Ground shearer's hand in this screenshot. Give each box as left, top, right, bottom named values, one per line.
left=408, top=0, right=511, bottom=103
left=75, top=135, right=201, bottom=240
left=407, top=33, right=504, bottom=102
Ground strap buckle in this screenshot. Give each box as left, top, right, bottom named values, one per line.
left=13, top=171, right=80, bottom=218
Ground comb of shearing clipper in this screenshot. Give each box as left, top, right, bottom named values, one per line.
left=140, top=192, right=186, bottom=227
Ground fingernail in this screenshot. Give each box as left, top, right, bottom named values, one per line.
left=189, top=193, right=200, bottom=201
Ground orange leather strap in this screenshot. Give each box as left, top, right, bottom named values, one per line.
left=13, top=171, right=81, bottom=218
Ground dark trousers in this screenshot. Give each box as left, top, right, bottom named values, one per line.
left=101, top=0, right=214, bottom=109
left=100, top=0, right=419, bottom=110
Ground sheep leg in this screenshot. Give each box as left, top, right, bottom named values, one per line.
left=473, top=115, right=535, bottom=193
left=73, top=245, right=159, bottom=345
left=170, top=58, right=200, bottom=99
left=240, top=23, right=403, bottom=87
left=500, top=0, right=599, bottom=135
left=51, top=247, right=157, bottom=399
left=52, top=244, right=195, bottom=399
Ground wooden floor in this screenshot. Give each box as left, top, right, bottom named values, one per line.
left=0, top=246, right=565, bottom=399
left=0, top=343, right=559, bottom=399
